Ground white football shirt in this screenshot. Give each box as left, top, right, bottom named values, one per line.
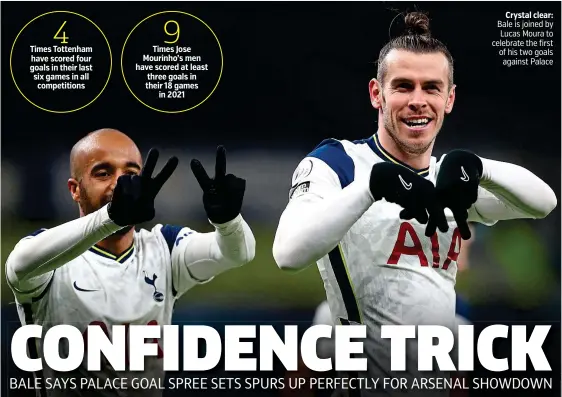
left=6, top=205, right=255, bottom=397
left=282, top=134, right=499, bottom=395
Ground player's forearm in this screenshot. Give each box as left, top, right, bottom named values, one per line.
left=273, top=180, right=374, bottom=271
left=6, top=205, right=122, bottom=284
left=477, top=157, right=557, bottom=219
left=183, top=215, right=256, bottom=280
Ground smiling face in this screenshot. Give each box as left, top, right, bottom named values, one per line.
left=370, top=49, right=456, bottom=155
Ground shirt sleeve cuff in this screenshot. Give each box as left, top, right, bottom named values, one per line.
left=209, top=214, right=243, bottom=235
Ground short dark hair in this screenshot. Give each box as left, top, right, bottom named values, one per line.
left=376, top=11, right=454, bottom=88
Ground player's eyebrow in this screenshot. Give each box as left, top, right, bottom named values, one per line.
left=90, top=161, right=141, bottom=174
left=389, top=77, right=414, bottom=86
left=125, top=161, right=141, bottom=171
left=90, top=162, right=112, bottom=174
left=389, top=78, right=445, bottom=87
left=422, top=79, right=445, bottom=87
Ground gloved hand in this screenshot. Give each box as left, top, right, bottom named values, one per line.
left=370, top=162, right=448, bottom=236
left=191, top=146, right=246, bottom=224
left=108, top=148, right=179, bottom=226
left=425, top=150, right=482, bottom=240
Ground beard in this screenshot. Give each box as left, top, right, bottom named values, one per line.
left=381, top=97, right=439, bottom=156
left=78, top=183, right=105, bottom=216
left=79, top=182, right=133, bottom=236
left=384, top=114, right=435, bottom=155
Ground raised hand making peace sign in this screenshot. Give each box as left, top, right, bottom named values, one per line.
left=108, top=148, right=179, bottom=226
left=191, top=145, right=246, bottom=224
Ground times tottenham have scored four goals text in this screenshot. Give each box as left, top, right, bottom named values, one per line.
left=11, top=324, right=551, bottom=372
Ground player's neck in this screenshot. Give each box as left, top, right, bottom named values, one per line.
left=377, top=130, right=432, bottom=170
left=96, top=230, right=135, bottom=257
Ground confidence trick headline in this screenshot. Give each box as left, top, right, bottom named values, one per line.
left=11, top=324, right=552, bottom=372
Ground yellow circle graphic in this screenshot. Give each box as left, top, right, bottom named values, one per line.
left=121, top=11, right=224, bottom=114
left=10, top=11, right=113, bottom=114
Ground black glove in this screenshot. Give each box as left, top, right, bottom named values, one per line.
left=108, top=149, right=179, bottom=226
left=425, top=150, right=482, bottom=240
left=370, top=162, right=448, bottom=236
left=190, top=146, right=246, bottom=224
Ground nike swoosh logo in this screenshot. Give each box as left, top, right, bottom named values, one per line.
left=73, top=281, right=100, bottom=292
left=399, top=175, right=412, bottom=190
left=460, top=166, right=470, bottom=182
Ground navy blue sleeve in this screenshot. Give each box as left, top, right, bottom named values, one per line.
left=307, top=139, right=355, bottom=188
left=26, top=228, right=47, bottom=238
left=160, top=225, right=184, bottom=253
left=456, top=295, right=471, bottom=320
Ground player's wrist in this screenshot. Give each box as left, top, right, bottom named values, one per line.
left=368, top=164, right=384, bottom=201
left=106, top=201, right=129, bottom=227
left=210, top=213, right=243, bottom=234
left=361, top=177, right=376, bottom=203
left=101, top=203, right=117, bottom=225
left=470, top=153, right=484, bottom=181
left=478, top=156, right=493, bottom=183
left=99, top=204, right=127, bottom=233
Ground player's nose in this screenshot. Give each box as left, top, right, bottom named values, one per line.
left=408, top=88, right=428, bottom=110
left=109, top=172, right=123, bottom=191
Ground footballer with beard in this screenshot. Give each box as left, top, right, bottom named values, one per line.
left=273, top=11, right=556, bottom=396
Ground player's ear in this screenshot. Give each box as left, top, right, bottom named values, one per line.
left=445, top=84, right=456, bottom=114
left=369, top=78, right=383, bottom=110
left=68, top=178, right=80, bottom=203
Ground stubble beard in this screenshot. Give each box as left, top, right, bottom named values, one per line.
left=382, top=100, right=438, bottom=156
left=78, top=183, right=102, bottom=216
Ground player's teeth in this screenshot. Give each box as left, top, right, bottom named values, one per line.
left=404, top=118, right=429, bottom=126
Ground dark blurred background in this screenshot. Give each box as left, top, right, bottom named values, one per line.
left=2, top=2, right=560, bottom=396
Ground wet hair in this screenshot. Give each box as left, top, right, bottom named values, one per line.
left=376, top=11, right=454, bottom=88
